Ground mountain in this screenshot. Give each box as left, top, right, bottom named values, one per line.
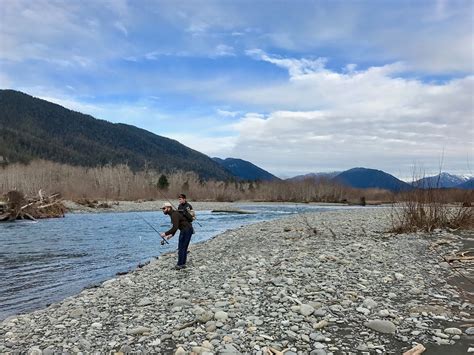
left=0, top=90, right=232, bottom=180
left=412, top=172, right=470, bottom=189
left=333, top=167, right=412, bottom=192
left=212, top=157, right=279, bottom=181
left=455, top=178, right=474, bottom=190
left=287, top=172, right=341, bottom=182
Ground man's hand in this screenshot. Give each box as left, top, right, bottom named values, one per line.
left=160, top=233, right=171, bottom=245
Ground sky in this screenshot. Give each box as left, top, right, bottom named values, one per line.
left=1, top=0, right=473, bottom=179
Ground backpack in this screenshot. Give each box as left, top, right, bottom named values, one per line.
left=179, top=208, right=194, bottom=223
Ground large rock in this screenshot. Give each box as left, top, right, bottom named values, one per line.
left=214, top=311, right=228, bottom=321
left=362, top=298, right=377, bottom=309
left=127, top=326, right=151, bottom=335
left=138, top=298, right=153, bottom=306
left=197, top=311, right=213, bottom=323
left=300, top=304, right=315, bottom=316
left=444, top=327, right=462, bottom=335
left=365, top=319, right=396, bottom=334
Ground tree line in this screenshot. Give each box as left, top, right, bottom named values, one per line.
left=0, top=160, right=392, bottom=203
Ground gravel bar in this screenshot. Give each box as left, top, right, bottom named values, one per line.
left=1, top=208, right=473, bottom=354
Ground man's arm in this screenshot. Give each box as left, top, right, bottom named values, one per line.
left=164, top=213, right=180, bottom=237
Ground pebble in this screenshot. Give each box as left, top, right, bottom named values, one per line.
left=127, top=326, right=151, bottom=335
left=214, top=311, right=228, bottom=321
left=0, top=208, right=469, bottom=354
left=300, top=304, right=315, bottom=316
left=313, top=320, right=329, bottom=329
left=138, top=297, right=153, bottom=306
left=357, top=307, right=370, bottom=315
left=363, top=298, right=377, bottom=309
left=444, top=327, right=462, bottom=335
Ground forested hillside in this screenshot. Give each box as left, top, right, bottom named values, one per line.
left=212, top=157, right=279, bottom=181
left=0, top=90, right=232, bottom=180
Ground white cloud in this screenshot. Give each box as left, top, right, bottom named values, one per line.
left=167, top=133, right=238, bottom=158
left=246, top=49, right=327, bottom=77
left=214, top=44, right=235, bottom=57
left=216, top=109, right=239, bottom=117
left=221, top=51, right=473, bottom=176
left=114, top=21, right=128, bottom=36
left=1, top=1, right=472, bottom=177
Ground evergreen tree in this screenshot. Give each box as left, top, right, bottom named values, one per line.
left=157, top=174, right=169, bottom=190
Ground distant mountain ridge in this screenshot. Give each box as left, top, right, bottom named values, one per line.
left=0, top=90, right=232, bottom=180
left=212, top=157, right=279, bottom=181
left=413, top=173, right=470, bottom=189
left=333, top=167, right=412, bottom=192
left=286, top=169, right=473, bottom=191
left=287, top=172, right=341, bottom=182
left=454, top=178, right=474, bottom=190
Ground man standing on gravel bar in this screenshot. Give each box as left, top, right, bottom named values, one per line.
left=178, top=193, right=195, bottom=233
left=160, top=202, right=193, bottom=270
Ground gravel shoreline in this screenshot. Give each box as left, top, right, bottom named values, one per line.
left=1, top=208, right=473, bottom=354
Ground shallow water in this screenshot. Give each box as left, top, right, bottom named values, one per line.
left=0, top=204, right=361, bottom=320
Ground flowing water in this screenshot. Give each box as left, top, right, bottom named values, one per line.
left=0, top=204, right=361, bottom=320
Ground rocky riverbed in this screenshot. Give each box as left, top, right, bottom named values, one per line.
left=1, top=208, right=473, bottom=354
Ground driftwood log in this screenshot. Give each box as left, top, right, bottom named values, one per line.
left=402, top=344, right=426, bottom=355
left=211, top=209, right=257, bottom=214
left=0, top=190, right=66, bottom=221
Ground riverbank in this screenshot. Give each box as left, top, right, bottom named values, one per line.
left=64, top=199, right=233, bottom=213
left=1, top=208, right=473, bottom=354
left=63, top=200, right=348, bottom=213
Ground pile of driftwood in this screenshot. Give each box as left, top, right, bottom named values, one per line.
left=0, top=190, right=66, bottom=221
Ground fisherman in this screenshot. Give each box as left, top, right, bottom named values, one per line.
left=178, top=193, right=195, bottom=233
left=160, top=202, right=193, bottom=270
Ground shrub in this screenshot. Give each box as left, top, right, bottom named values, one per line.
left=390, top=188, right=473, bottom=233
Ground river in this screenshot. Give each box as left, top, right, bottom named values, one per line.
left=0, top=204, right=362, bottom=320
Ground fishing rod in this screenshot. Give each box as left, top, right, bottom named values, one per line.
left=135, top=213, right=169, bottom=245
left=156, top=189, right=203, bottom=227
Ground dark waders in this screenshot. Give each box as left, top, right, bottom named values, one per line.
left=177, top=227, right=193, bottom=266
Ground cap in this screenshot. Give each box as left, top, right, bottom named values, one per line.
left=161, top=202, right=173, bottom=209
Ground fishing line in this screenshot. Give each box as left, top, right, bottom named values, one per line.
left=134, top=212, right=169, bottom=244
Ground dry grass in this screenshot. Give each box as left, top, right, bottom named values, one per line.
left=0, top=160, right=395, bottom=203
left=390, top=188, right=473, bottom=233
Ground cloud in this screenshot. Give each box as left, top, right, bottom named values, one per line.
left=216, top=109, right=239, bottom=117
left=0, top=0, right=130, bottom=65
left=3, top=0, right=471, bottom=73
left=114, top=21, right=129, bottom=36
left=213, top=44, right=235, bottom=57
left=1, top=1, right=472, bottom=177
left=221, top=51, right=473, bottom=176
left=167, top=133, right=238, bottom=158
left=246, top=49, right=327, bottom=77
